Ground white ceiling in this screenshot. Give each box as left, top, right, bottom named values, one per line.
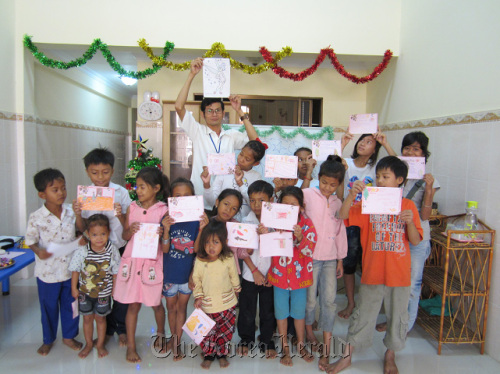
left=39, top=44, right=390, bottom=101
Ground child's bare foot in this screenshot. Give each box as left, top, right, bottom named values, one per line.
left=319, top=356, right=330, bottom=371
left=312, top=320, right=319, bottom=331
left=237, top=345, right=248, bottom=356
left=96, top=344, right=109, bottom=358
left=219, top=357, right=230, bottom=368
left=265, top=348, right=277, bottom=359
left=376, top=322, right=388, bottom=332
left=153, top=334, right=168, bottom=354
left=338, top=304, right=355, bottom=319
left=299, top=344, right=314, bottom=363
left=173, top=350, right=185, bottom=361
left=384, top=350, right=398, bottom=374
left=126, top=347, right=142, bottom=363
left=306, top=336, right=321, bottom=352
left=93, top=335, right=111, bottom=347
left=118, top=333, right=127, bottom=347
left=37, top=343, right=53, bottom=356
left=78, top=343, right=93, bottom=359
left=325, top=356, right=352, bottom=374
left=201, top=359, right=213, bottom=369
left=280, top=346, right=293, bottom=367
left=63, top=338, right=83, bottom=351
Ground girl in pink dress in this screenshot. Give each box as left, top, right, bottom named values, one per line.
left=113, top=167, right=170, bottom=363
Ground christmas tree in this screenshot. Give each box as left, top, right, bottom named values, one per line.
left=125, top=135, right=162, bottom=200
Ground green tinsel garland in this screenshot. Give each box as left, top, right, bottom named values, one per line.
left=221, top=124, right=335, bottom=140
left=23, top=35, right=174, bottom=79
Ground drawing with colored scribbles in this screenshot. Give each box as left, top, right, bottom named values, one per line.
left=203, top=58, right=230, bottom=98
left=226, top=222, right=259, bottom=250
left=182, top=308, right=216, bottom=345
left=77, top=185, right=115, bottom=211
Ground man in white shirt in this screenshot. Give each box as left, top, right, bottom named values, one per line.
left=175, top=58, right=258, bottom=207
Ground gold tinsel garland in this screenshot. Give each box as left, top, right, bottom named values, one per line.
left=138, top=39, right=293, bottom=74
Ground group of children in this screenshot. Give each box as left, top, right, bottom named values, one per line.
left=25, top=128, right=439, bottom=374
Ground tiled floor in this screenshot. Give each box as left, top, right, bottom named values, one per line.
left=1, top=277, right=500, bottom=373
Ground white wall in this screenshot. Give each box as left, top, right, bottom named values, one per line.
left=0, top=0, right=16, bottom=112
left=16, top=0, right=400, bottom=56
left=367, top=0, right=500, bottom=124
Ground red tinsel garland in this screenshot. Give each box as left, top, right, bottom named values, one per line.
left=259, top=47, right=393, bottom=83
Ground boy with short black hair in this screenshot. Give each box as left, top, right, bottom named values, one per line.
left=202, top=140, right=266, bottom=221
left=328, top=156, right=423, bottom=374
left=237, top=180, right=277, bottom=359
left=76, top=147, right=132, bottom=346
left=25, top=168, right=83, bottom=356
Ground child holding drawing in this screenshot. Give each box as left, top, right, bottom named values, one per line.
left=303, top=155, right=348, bottom=370
left=266, top=186, right=317, bottom=367
left=202, top=139, right=267, bottom=221
left=161, top=178, right=206, bottom=360
left=113, top=167, right=170, bottom=363
left=237, top=180, right=277, bottom=359
left=193, top=220, right=241, bottom=369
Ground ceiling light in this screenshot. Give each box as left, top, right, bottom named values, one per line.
left=120, top=76, right=137, bottom=86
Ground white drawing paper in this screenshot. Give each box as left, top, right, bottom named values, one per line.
left=361, top=187, right=403, bottom=215
left=312, top=140, right=342, bottom=161
left=182, top=308, right=216, bottom=345
left=260, top=202, right=299, bottom=231
left=168, top=196, right=204, bottom=223
left=46, top=238, right=80, bottom=258
left=203, top=58, right=230, bottom=98
left=264, top=155, right=298, bottom=178
left=259, top=231, right=293, bottom=257
left=72, top=300, right=79, bottom=319
left=349, top=113, right=378, bottom=134
left=207, top=153, right=236, bottom=175
left=131, top=223, right=160, bottom=259
left=226, top=222, right=259, bottom=250
left=398, top=156, right=426, bottom=179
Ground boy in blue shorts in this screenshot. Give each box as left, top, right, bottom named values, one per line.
left=25, top=168, right=83, bottom=355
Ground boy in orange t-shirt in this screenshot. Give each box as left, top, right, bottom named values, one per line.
left=327, top=156, right=423, bottom=374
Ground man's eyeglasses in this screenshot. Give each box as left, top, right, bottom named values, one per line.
left=205, top=108, right=222, bottom=115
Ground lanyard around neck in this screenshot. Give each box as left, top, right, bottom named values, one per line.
left=209, top=133, right=221, bottom=154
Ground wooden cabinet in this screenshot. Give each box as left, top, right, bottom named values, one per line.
left=417, top=215, right=495, bottom=354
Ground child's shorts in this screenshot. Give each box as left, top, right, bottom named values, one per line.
left=162, top=282, right=192, bottom=298
left=273, top=287, right=307, bottom=320
left=79, top=293, right=112, bottom=316
left=343, top=226, right=363, bottom=274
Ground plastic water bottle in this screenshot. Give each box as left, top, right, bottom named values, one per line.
left=465, top=201, right=478, bottom=231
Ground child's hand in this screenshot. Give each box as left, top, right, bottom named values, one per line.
left=273, top=178, right=284, bottom=193
left=399, top=209, right=414, bottom=225
left=194, top=298, right=203, bottom=309
left=423, top=173, right=435, bottom=191
left=293, top=224, right=303, bottom=242
left=199, top=212, right=209, bottom=232
left=336, top=261, right=344, bottom=279
left=253, top=270, right=266, bottom=286
left=349, top=180, right=366, bottom=197
left=374, top=131, right=388, bottom=146
left=341, top=132, right=354, bottom=151
left=157, top=225, right=164, bottom=237
left=257, top=224, right=269, bottom=235
left=78, top=235, right=88, bottom=246
left=114, top=203, right=122, bottom=217
left=129, top=222, right=141, bottom=235
left=305, top=154, right=317, bottom=172
left=340, top=157, right=349, bottom=171
left=190, top=58, right=203, bottom=75
left=72, top=199, right=83, bottom=217
left=201, top=166, right=211, bottom=188
left=37, top=248, right=53, bottom=260
left=161, top=214, right=175, bottom=233
left=234, top=165, right=244, bottom=187
left=71, top=288, right=79, bottom=300
left=246, top=248, right=254, bottom=256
